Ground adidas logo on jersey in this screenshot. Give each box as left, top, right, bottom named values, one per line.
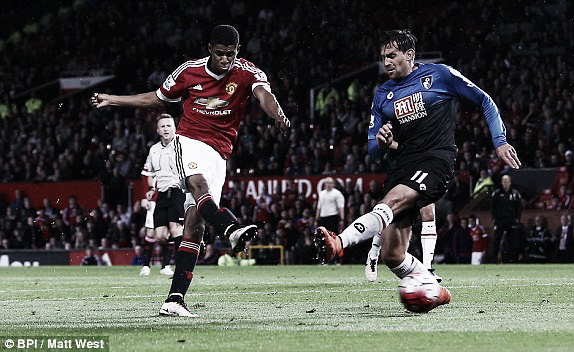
left=192, top=84, right=203, bottom=90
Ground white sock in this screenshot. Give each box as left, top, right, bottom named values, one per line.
left=420, top=220, right=437, bottom=269
left=368, top=234, right=381, bottom=260
left=389, top=252, right=429, bottom=279
left=339, top=203, right=393, bottom=248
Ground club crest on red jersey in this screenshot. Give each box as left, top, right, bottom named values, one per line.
left=226, top=82, right=238, bottom=95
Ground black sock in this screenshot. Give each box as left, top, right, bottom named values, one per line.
left=167, top=238, right=201, bottom=299
left=143, top=236, right=155, bottom=267
left=161, top=242, right=171, bottom=268
left=197, top=194, right=238, bottom=236
left=172, top=236, right=182, bottom=252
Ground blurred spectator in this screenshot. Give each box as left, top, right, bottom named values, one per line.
left=10, top=190, right=25, bottom=215
left=62, top=195, right=84, bottom=227
left=439, top=213, right=458, bottom=264
left=81, top=247, right=102, bottom=266
left=40, top=198, right=59, bottom=219
left=454, top=217, right=472, bottom=264
left=130, top=245, right=145, bottom=266
left=469, top=214, right=488, bottom=265
left=472, top=169, right=494, bottom=197
left=553, top=214, right=573, bottom=263
left=491, top=175, right=522, bottom=263
left=524, top=215, right=552, bottom=263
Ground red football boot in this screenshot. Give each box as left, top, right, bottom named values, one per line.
left=314, top=226, right=343, bottom=264
left=436, top=285, right=452, bottom=307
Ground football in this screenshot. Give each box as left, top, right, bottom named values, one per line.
left=398, top=272, right=440, bottom=313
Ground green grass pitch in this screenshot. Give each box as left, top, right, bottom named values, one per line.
left=1, top=264, right=573, bottom=352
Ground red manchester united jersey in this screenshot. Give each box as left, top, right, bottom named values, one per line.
left=470, top=225, right=488, bottom=252
left=156, top=57, right=270, bottom=159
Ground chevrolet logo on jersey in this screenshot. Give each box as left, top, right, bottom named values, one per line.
left=194, top=97, right=230, bottom=109
left=193, top=97, right=232, bottom=116
left=394, top=92, right=427, bottom=124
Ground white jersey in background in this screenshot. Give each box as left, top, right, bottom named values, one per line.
left=142, top=140, right=179, bottom=192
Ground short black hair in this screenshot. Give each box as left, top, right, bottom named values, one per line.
left=210, top=25, right=239, bottom=46
left=381, top=29, right=417, bottom=52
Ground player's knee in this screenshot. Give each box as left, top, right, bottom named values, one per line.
left=185, top=175, right=209, bottom=197
left=184, top=223, right=205, bottom=240
left=169, top=223, right=183, bottom=236
left=382, top=191, right=412, bottom=213
left=154, top=227, right=169, bottom=241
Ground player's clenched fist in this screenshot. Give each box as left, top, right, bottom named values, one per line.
left=276, top=115, right=291, bottom=135
left=90, top=93, right=110, bottom=109
left=376, top=123, right=393, bottom=150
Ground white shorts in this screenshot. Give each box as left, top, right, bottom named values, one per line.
left=145, top=201, right=156, bottom=229
left=471, top=251, right=484, bottom=265
left=174, top=135, right=226, bottom=211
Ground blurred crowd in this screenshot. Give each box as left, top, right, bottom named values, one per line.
left=437, top=212, right=573, bottom=265
left=0, top=0, right=573, bottom=263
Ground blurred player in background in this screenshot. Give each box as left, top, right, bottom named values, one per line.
left=91, top=25, right=290, bottom=317
left=139, top=114, right=184, bottom=276
left=315, top=29, right=521, bottom=312
left=468, top=214, right=488, bottom=265
left=315, top=177, right=345, bottom=263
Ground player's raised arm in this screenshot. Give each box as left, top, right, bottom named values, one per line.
left=90, top=91, right=164, bottom=109
left=253, top=85, right=290, bottom=134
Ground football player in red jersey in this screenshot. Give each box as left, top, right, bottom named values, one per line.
left=91, top=25, right=290, bottom=317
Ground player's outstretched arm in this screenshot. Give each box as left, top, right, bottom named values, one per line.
left=90, top=92, right=164, bottom=109
left=253, top=86, right=291, bottom=134
left=496, top=143, right=521, bottom=169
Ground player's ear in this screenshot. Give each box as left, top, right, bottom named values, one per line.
left=236, top=45, right=241, bottom=54
left=208, top=44, right=212, bottom=54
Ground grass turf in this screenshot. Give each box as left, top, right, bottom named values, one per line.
left=0, top=264, right=573, bottom=352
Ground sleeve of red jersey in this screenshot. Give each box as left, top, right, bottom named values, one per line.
left=247, top=61, right=272, bottom=92
left=156, top=62, right=189, bottom=103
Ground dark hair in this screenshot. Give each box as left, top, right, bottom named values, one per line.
left=210, top=25, right=239, bottom=46
left=381, top=29, right=417, bottom=52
